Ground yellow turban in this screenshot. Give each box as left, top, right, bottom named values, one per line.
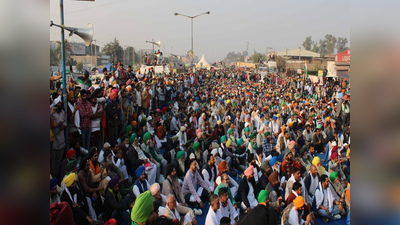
left=312, top=156, right=325, bottom=174
left=111, top=80, right=117, bottom=86
left=293, top=196, right=305, bottom=210
left=326, top=117, right=330, bottom=121
left=63, top=173, right=76, bottom=187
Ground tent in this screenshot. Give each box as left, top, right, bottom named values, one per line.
left=196, top=54, right=211, bottom=69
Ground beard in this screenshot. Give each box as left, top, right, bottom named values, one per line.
left=107, top=158, right=113, bottom=165
left=56, top=105, right=63, bottom=113
left=222, top=182, right=229, bottom=188
left=248, top=177, right=255, bottom=183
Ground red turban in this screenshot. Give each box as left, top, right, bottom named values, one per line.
left=218, top=161, right=227, bottom=173
left=331, top=151, right=338, bottom=160
left=110, top=92, right=117, bottom=100
left=66, top=150, right=76, bottom=159
left=162, top=107, right=167, bottom=113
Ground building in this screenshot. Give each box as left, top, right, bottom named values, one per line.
left=335, top=49, right=350, bottom=80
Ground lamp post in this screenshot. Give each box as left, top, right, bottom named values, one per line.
left=174, top=11, right=210, bottom=72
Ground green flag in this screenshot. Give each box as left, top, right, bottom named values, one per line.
left=305, top=60, right=308, bottom=78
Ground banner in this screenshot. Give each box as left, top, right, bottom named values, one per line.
left=297, top=69, right=302, bottom=74
left=318, top=70, right=323, bottom=77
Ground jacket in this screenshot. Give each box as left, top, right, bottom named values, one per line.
left=238, top=176, right=259, bottom=209
left=102, top=188, right=129, bottom=221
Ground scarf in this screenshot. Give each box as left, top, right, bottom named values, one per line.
left=250, top=140, right=258, bottom=151
left=64, top=187, right=77, bottom=204
left=89, top=159, right=100, bottom=175
left=108, top=188, right=122, bottom=202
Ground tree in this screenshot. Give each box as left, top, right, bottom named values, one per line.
left=302, top=36, right=313, bottom=51
left=325, top=34, right=337, bottom=55
left=66, top=58, right=77, bottom=66
left=50, top=49, right=59, bottom=66
left=251, top=50, right=265, bottom=63
left=102, top=38, right=124, bottom=62
left=275, top=55, right=286, bottom=71
left=52, top=40, right=73, bottom=66
left=76, top=62, right=83, bottom=72
left=311, top=41, right=319, bottom=53
left=318, top=39, right=328, bottom=57
left=336, top=37, right=349, bottom=53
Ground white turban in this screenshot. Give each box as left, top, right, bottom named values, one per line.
left=180, top=126, right=186, bottom=132
left=332, top=141, right=337, bottom=146
left=147, top=116, right=152, bottom=121
left=150, top=183, right=160, bottom=196
left=53, top=95, right=62, bottom=105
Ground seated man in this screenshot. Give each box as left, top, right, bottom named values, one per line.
left=141, top=132, right=164, bottom=183
left=328, top=152, right=346, bottom=181
left=214, top=161, right=239, bottom=197
left=103, top=177, right=134, bottom=224
left=87, top=148, right=109, bottom=196
left=205, top=194, right=222, bottom=225
left=162, top=164, right=187, bottom=206
left=237, top=190, right=279, bottom=225
left=132, top=166, right=151, bottom=198
left=214, top=173, right=237, bottom=207
left=173, top=151, right=189, bottom=181
left=304, top=165, right=320, bottom=205
left=285, top=181, right=302, bottom=207
left=281, top=150, right=301, bottom=181
left=163, top=194, right=197, bottom=225
left=285, top=168, right=309, bottom=208
left=60, top=173, right=96, bottom=225
left=58, top=149, right=76, bottom=185
left=265, top=171, right=284, bottom=211
left=312, top=174, right=343, bottom=222
left=202, top=154, right=217, bottom=192
left=238, top=166, right=259, bottom=212
left=182, top=159, right=213, bottom=208
left=283, top=196, right=315, bottom=225
left=217, top=187, right=238, bottom=225
left=103, top=149, right=126, bottom=191
left=328, top=172, right=347, bottom=215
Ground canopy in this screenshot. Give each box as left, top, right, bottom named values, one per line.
left=196, top=54, right=210, bottom=69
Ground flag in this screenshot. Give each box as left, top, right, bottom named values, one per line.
left=305, top=60, right=308, bottom=78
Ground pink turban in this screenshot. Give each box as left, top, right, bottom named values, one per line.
left=196, top=128, right=202, bottom=135
left=244, top=165, right=254, bottom=177
left=112, top=89, right=118, bottom=94
left=288, top=140, right=296, bottom=148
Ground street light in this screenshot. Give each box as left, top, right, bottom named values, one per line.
left=174, top=11, right=210, bottom=71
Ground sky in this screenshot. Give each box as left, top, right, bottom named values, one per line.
left=50, top=0, right=350, bottom=63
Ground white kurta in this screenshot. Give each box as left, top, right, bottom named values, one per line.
left=205, top=206, right=222, bottom=225
left=218, top=199, right=238, bottom=225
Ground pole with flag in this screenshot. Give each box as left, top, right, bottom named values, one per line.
left=304, top=59, right=308, bottom=79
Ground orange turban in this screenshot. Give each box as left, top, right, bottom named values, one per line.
left=67, top=91, right=74, bottom=101
left=131, top=121, right=137, bottom=127
left=293, top=196, right=305, bottom=210
left=218, top=161, right=227, bottom=173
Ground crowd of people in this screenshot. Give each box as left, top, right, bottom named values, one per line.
left=50, top=61, right=350, bottom=225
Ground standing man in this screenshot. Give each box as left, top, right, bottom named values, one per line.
left=106, top=92, right=120, bottom=144
left=51, top=96, right=66, bottom=177
left=77, top=90, right=93, bottom=151
left=142, top=84, right=151, bottom=117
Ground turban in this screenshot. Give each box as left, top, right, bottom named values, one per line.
left=135, top=166, right=145, bottom=178
left=67, top=91, right=74, bottom=101
left=264, top=131, right=270, bottom=138
left=300, top=147, right=307, bottom=157
left=244, top=127, right=250, bottom=133
left=316, top=124, right=322, bottom=129
left=110, top=92, right=117, bottom=100
left=218, top=161, right=227, bottom=173
left=272, top=115, right=277, bottom=120
left=129, top=133, right=137, bottom=145
left=176, top=151, right=185, bottom=160
left=237, top=138, right=243, bottom=146
left=108, top=177, right=119, bottom=189
left=63, top=173, right=76, bottom=187
left=260, top=160, right=269, bottom=174
left=293, top=196, right=305, bottom=210
left=131, top=191, right=153, bottom=223
left=66, top=150, right=76, bottom=159
left=217, top=120, right=222, bottom=125
left=143, top=132, right=151, bottom=142
left=146, top=116, right=152, bottom=121
left=331, top=151, right=338, bottom=160
left=312, top=156, right=321, bottom=166
left=126, top=125, right=132, bottom=134
left=185, top=140, right=192, bottom=148
left=192, top=142, right=200, bottom=151
left=258, top=190, right=268, bottom=203
left=50, top=178, right=57, bottom=190
left=150, top=183, right=160, bottom=196
left=220, top=135, right=227, bottom=143
left=288, top=141, right=296, bottom=148
left=228, top=129, right=233, bottom=136
left=166, top=164, right=174, bottom=177
left=288, top=122, right=293, bottom=127
left=244, top=165, right=254, bottom=177
left=65, top=160, right=77, bottom=172
left=180, top=126, right=186, bottom=132
left=329, top=171, right=338, bottom=182
left=269, top=156, right=277, bottom=167
left=53, top=95, right=62, bottom=105
left=162, top=107, right=167, bottom=113
left=249, top=133, right=256, bottom=140
left=331, top=141, right=337, bottom=146
left=326, top=117, right=330, bottom=121
left=268, top=171, right=279, bottom=183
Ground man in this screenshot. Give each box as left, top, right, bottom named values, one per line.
left=132, top=166, right=151, bottom=198
left=66, top=91, right=80, bottom=144
left=217, top=187, right=238, bottom=225
left=59, top=149, right=76, bottom=185
left=304, top=165, right=320, bottom=204
left=170, top=114, right=181, bottom=135
left=262, top=131, right=273, bottom=156
left=127, top=133, right=157, bottom=184
left=131, top=191, right=158, bottom=225
left=277, top=130, right=290, bottom=154
left=238, top=166, right=259, bottom=212
left=77, top=89, right=94, bottom=150
left=284, top=196, right=314, bottom=225
left=202, top=154, right=217, bottom=192
left=177, top=126, right=188, bottom=151
left=162, top=164, right=187, bottom=206
left=265, top=171, right=284, bottom=211
left=285, top=168, right=308, bottom=207
left=300, top=145, right=313, bottom=176
left=205, top=194, right=222, bottom=225
left=328, top=151, right=346, bottom=181
left=285, top=181, right=303, bottom=207
left=281, top=151, right=301, bottom=180
left=141, top=132, right=164, bottom=183
left=172, top=151, right=188, bottom=181
left=60, top=173, right=96, bottom=225
left=303, top=124, right=313, bottom=144
left=312, top=174, right=342, bottom=222
left=103, top=149, right=125, bottom=190
left=106, top=91, right=120, bottom=144
left=312, top=125, right=325, bottom=153
left=90, top=93, right=103, bottom=150
left=50, top=177, right=61, bottom=205
left=72, top=69, right=92, bottom=90
left=142, top=84, right=151, bottom=116
left=182, top=159, right=213, bottom=208
left=103, top=177, right=134, bottom=224
left=237, top=189, right=279, bottom=225
left=214, top=161, right=239, bottom=197
left=87, top=148, right=109, bottom=196
left=111, top=144, right=129, bottom=186
left=163, top=194, right=197, bottom=225
left=214, top=173, right=237, bottom=207
left=328, top=172, right=346, bottom=215
left=51, top=96, right=66, bottom=176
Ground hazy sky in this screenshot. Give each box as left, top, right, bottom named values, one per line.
left=50, top=0, right=350, bottom=62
